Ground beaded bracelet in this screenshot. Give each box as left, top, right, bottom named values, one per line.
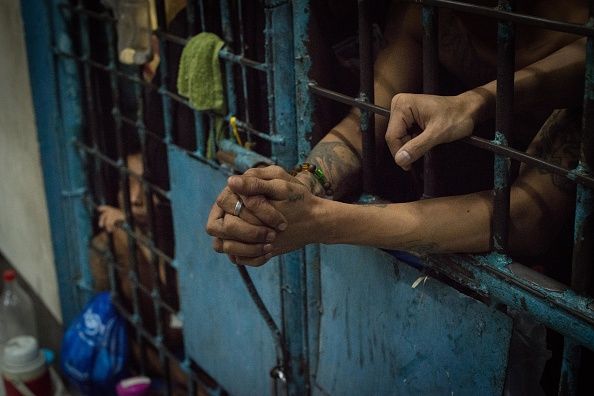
left=290, top=162, right=334, bottom=197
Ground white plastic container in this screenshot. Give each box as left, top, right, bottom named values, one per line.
left=1, top=336, right=52, bottom=396
left=0, top=270, right=37, bottom=344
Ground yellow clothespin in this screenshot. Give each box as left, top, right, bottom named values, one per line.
left=229, top=116, right=243, bottom=147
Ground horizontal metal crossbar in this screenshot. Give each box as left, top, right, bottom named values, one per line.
left=399, top=0, right=594, bottom=37
left=308, top=82, right=594, bottom=189
left=421, top=253, right=594, bottom=351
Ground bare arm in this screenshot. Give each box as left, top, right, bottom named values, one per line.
left=298, top=3, right=423, bottom=199
left=225, top=108, right=578, bottom=260
left=387, top=37, right=586, bottom=169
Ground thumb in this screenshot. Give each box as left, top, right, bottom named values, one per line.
left=394, top=127, right=441, bottom=170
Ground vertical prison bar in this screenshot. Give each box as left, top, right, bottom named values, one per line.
left=136, top=69, right=171, bottom=389
left=492, top=0, right=515, bottom=253
left=358, top=0, right=376, bottom=195
left=265, top=1, right=307, bottom=394
left=155, top=0, right=174, bottom=144
left=559, top=2, right=594, bottom=393
left=184, top=0, right=208, bottom=156
left=76, top=3, right=105, bottom=205
left=220, top=0, right=238, bottom=118
left=104, top=15, right=124, bottom=302
left=421, top=6, right=440, bottom=198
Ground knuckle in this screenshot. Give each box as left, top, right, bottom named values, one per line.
left=269, top=165, right=284, bottom=176
left=215, top=194, right=226, bottom=208
left=212, top=238, right=223, bottom=253
left=391, top=94, right=402, bottom=109
left=257, top=227, right=269, bottom=241
left=246, top=195, right=266, bottom=210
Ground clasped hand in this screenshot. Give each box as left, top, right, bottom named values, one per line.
left=206, top=91, right=482, bottom=265
left=205, top=166, right=323, bottom=266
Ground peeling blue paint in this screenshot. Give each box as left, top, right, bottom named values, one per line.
left=22, top=0, right=92, bottom=323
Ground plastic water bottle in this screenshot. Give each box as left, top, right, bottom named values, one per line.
left=0, top=270, right=37, bottom=345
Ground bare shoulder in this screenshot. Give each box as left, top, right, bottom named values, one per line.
left=383, top=1, right=423, bottom=44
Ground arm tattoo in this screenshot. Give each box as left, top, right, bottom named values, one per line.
left=287, top=193, right=304, bottom=202
left=531, top=109, right=581, bottom=194
left=307, top=141, right=362, bottom=199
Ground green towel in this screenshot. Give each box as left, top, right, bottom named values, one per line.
left=177, top=32, right=225, bottom=158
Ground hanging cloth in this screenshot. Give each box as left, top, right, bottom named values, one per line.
left=177, top=32, right=226, bottom=158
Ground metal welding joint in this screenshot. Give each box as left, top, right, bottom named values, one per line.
left=233, top=199, right=244, bottom=217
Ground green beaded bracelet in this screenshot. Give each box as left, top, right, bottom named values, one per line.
left=291, top=162, right=334, bottom=196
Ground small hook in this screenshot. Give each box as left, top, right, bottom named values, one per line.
left=229, top=116, right=243, bottom=147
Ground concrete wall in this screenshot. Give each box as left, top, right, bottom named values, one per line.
left=0, top=0, right=61, bottom=322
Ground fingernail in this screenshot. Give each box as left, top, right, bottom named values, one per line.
left=395, top=150, right=411, bottom=165
left=266, top=231, right=276, bottom=242
left=264, top=253, right=273, bottom=260
left=263, top=244, right=273, bottom=253
left=277, top=223, right=287, bottom=231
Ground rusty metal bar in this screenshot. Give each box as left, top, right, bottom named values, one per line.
left=492, top=0, right=515, bottom=253
left=421, top=6, right=440, bottom=198
left=559, top=2, right=594, bottom=393
left=358, top=0, right=376, bottom=195
left=398, top=0, right=594, bottom=37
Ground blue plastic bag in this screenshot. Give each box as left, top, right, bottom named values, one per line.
left=61, top=292, right=128, bottom=393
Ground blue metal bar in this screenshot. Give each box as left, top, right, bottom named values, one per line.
left=421, top=6, right=441, bottom=198
left=22, top=0, right=93, bottom=323
left=400, top=0, right=594, bottom=37
left=103, top=8, right=127, bottom=302
left=293, top=0, right=320, bottom=390
left=185, top=0, right=199, bottom=36
left=420, top=255, right=594, bottom=351
left=237, top=0, right=252, bottom=130
left=155, top=0, right=173, bottom=144
left=198, top=0, right=206, bottom=32
left=492, top=0, right=515, bottom=253
left=265, top=1, right=307, bottom=394
left=358, top=0, right=376, bottom=196
left=220, top=0, right=237, bottom=117
left=559, top=3, right=594, bottom=393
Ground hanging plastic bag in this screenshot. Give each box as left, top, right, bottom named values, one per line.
left=61, top=292, right=128, bottom=394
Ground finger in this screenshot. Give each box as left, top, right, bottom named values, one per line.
left=207, top=214, right=275, bottom=243
left=105, top=217, right=114, bottom=233
left=97, top=205, right=109, bottom=212
left=215, top=189, right=263, bottom=226
left=395, top=126, right=441, bottom=170
left=234, top=254, right=273, bottom=267
left=212, top=238, right=224, bottom=253
left=243, top=165, right=293, bottom=181
left=240, top=195, right=288, bottom=231
left=221, top=240, right=272, bottom=257
left=227, top=176, right=293, bottom=200
left=385, top=94, right=415, bottom=161
left=206, top=203, right=225, bottom=236
left=98, top=213, right=106, bottom=229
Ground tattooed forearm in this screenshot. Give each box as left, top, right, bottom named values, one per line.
left=530, top=109, right=581, bottom=194
left=306, top=141, right=362, bottom=199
